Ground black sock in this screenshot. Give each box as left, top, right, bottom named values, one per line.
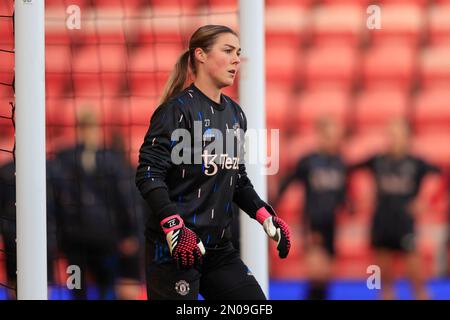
left=307, top=281, right=327, bottom=300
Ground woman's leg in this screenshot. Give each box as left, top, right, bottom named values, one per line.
left=374, top=249, right=396, bottom=300
left=304, top=223, right=335, bottom=300
left=405, top=250, right=429, bottom=300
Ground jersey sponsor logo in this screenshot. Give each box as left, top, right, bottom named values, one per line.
left=202, top=150, right=239, bottom=176
left=309, top=168, right=345, bottom=191
left=175, top=280, right=190, bottom=296
left=378, top=174, right=414, bottom=194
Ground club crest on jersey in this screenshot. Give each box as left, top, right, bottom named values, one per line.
left=175, top=280, right=190, bottom=296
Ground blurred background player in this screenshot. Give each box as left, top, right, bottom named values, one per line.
left=0, top=160, right=57, bottom=300
left=349, top=119, right=441, bottom=300
left=275, top=117, right=348, bottom=300
left=51, top=109, right=140, bottom=300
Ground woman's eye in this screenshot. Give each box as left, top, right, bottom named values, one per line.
left=225, top=49, right=232, bottom=53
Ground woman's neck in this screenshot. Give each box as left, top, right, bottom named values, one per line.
left=194, top=76, right=221, bottom=104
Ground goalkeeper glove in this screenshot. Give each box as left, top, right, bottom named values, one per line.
left=256, top=206, right=291, bottom=259
left=160, top=214, right=206, bottom=269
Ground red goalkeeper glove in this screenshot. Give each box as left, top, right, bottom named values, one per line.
left=256, top=206, right=291, bottom=259
left=160, top=214, right=206, bottom=269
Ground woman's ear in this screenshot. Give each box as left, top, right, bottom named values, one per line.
left=194, top=48, right=206, bottom=64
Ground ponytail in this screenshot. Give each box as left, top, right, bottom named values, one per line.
left=159, top=50, right=191, bottom=105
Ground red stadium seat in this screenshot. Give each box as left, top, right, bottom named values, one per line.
left=266, top=0, right=312, bottom=7
left=265, top=5, right=308, bottom=44
left=46, top=45, right=72, bottom=73
left=82, top=44, right=128, bottom=72
left=0, top=0, right=13, bottom=15
left=127, top=74, right=162, bottom=99
left=310, top=4, right=365, bottom=47
left=129, top=44, right=182, bottom=97
left=266, top=41, right=301, bottom=85
left=0, top=106, right=14, bottom=140
left=45, top=0, right=89, bottom=9
left=46, top=98, right=76, bottom=127
left=304, top=45, right=359, bottom=90
left=130, top=44, right=182, bottom=73
left=137, top=7, right=188, bottom=45
left=0, top=136, right=14, bottom=166
left=369, top=4, right=425, bottom=46
left=412, top=133, right=450, bottom=168
left=150, top=0, right=199, bottom=12
left=353, top=89, right=409, bottom=133
left=71, top=45, right=127, bottom=96
left=0, top=84, right=13, bottom=99
left=81, top=15, right=129, bottom=45
left=202, top=0, right=237, bottom=11
left=130, top=125, right=150, bottom=166
left=420, top=45, right=450, bottom=88
left=46, top=0, right=90, bottom=44
left=100, top=97, right=130, bottom=126
left=362, top=44, right=417, bottom=90
left=204, top=11, right=239, bottom=31
left=128, top=96, right=159, bottom=126
left=377, top=0, right=430, bottom=6
left=266, top=85, right=292, bottom=130
left=0, top=50, right=14, bottom=86
left=94, top=0, right=142, bottom=13
left=46, top=44, right=71, bottom=97
left=0, top=17, right=13, bottom=51
left=320, top=0, right=371, bottom=4
left=413, top=89, right=450, bottom=134
left=293, top=89, right=350, bottom=133
left=428, top=4, right=450, bottom=45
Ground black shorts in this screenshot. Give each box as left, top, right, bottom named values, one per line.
left=371, top=229, right=416, bottom=252
left=145, top=240, right=266, bottom=300
left=371, top=212, right=416, bottom=253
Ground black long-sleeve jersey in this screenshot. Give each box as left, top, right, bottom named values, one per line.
left=350, top=154, right=441, bottom=231
left=279, top=152, right=347, bottom=226
left=136, top=83, right=268, bottom=248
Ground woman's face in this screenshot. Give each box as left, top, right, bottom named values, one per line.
left=387, top=120, right=410, bottom=156
left=199, top=33, right=241, bottom=88
left=318, top=120, right=343, bottom=154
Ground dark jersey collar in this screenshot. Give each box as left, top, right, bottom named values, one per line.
left=189, top=83, right=227, bottom=111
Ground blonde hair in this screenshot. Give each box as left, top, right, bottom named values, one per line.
left=159, top=25, right=238, bottom=104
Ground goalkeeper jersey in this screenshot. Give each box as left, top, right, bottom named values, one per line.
left=136, top=83, right=268, bottom=248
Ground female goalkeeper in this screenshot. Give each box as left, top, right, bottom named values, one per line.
left=136, top=25, right=291, bottom=300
